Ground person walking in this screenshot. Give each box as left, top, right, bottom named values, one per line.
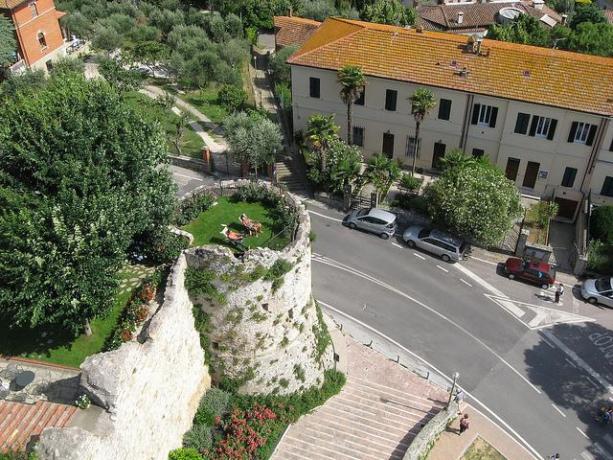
left=554, top=283, right=564, bottom=303
left=454, top=388, right=466, bottom=414
left=459, top=414, right=470, bottom=435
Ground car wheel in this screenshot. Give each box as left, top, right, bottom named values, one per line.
left=441, top=254, right=451, bottom=263
left=588, top=297, right=598, bottom=305
left=380, top=232, right=390, bottom=240
left=406, top=240, right=416, bottom=248
left=541, top=283, right=549, bottom=290
left=348, top=222, right=357, bottom=230
left=508, top=273, right=516, bottom=280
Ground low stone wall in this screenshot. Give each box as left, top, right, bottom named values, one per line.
left=403, top=401, right=458, bottom=460
left=184, top=181, right=333, bottom=395
left=37, top=255, right=210, bottom=460
left=168, top=154, right=211, bottom=174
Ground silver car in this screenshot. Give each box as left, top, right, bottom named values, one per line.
left=402, top=226, right=467, bottom=262
left=343, top=208, right=397, bottom=239
left=581, top=277, right=613, bottom=307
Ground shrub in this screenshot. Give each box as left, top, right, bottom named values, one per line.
left=185, top=268, right=227, bottom=305
left=392, top=193, right=428, bottom=214
left=168, top=448, right=202, bottom=460
left=590, top=205, right=613, bottom=244
left=530, top=201, right=559, bottom=229
left=183, top=424, right=212, bottom=452
left=218, top=84, right=247, bottom=112
left=130, top=227, right=189, bottom=265
left=399, top=174, right=423, bottom=193
left=587, top=239, right=613, bottom=275
left=176, top=193, right=215, bottom=226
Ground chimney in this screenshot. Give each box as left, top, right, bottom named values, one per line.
left=457, top=11, right=464, bottom=24
left=475, top=37, right=483, bottom=54
left=533, top=0, right=544, bottom=10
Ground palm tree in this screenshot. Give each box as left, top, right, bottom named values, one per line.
left=306, top=114, right=339, bottom=173
left=409, top=88, right=436, bottom=175
left=439, top=149, right=476, bottom=172
left=337, top=65, right=366, bottom=145
left=366, top=153, right=402, bottom=203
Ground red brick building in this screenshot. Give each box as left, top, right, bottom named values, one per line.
left=1, top=0, right=66, bottom=73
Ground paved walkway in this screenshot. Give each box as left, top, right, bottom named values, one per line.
left=272, top=337, right=448, bottom=460
left=428, top=404, right=538, bottom=460
left=140, top=85, right=227, bottom=154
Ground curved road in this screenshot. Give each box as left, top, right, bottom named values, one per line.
left=308, top=204, right=613, bottom=460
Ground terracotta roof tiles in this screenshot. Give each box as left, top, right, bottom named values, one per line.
left=288, top=17, right=613, bottom=116
left=273, top=16, right=321, bottom=49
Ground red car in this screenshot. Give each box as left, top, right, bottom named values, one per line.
left=503, top=257, right=556, bottom=289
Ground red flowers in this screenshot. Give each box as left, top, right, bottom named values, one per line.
left=212, top=404, right=277, bottom=459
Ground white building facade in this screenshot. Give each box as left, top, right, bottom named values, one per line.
left=288, top=18, right=613, bottom=219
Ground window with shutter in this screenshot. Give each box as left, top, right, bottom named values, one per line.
left=601, top=176, right=613, bottom=197
left=385, top=90, right=397, bottom=111
left=472, top=104, right=497, bottom=127
left=514, top=113, right=530, bottom=134
left=472, top=148, right=484, bottom=158
left=561, top=167, right=577, bottom=188
left=438, top=99, right=451, bottom=120
left=353, top=127, right=364, bottom=147
left=569, top=122, right=596, bottom=145
left=309, top=77, right=320, bottom=98
left=382, top=133, right=394, bottom=158
left=529, top=116, right=557, bottom=140
left=406, top=136, right=418, bottom=157
left=355, top=90, right=365, bottom=106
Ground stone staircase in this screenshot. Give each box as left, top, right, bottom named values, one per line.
left=272, top=377, right=446, bottom=460
left=275, top=158, right=311, bottom=198
left=0, top=400, right=76, bottom=453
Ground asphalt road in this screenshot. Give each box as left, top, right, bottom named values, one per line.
left=307, top=204, right=613, bottom=460
left=170, top=169, right=613, bottom=459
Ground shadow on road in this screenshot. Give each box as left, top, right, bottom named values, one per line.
left=524, top=322, right=613, bottom=458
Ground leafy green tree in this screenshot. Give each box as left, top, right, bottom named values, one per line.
left=362, top=0, right=415, bottom=26
left=399, top=173, right=422, bottom=194
left=0, top=14, right=17, bottom=68
left=337, top=64, right=366, bottom=145
left=92, top=24, right=123, bottom=53
left=590, top=205, right=613, bottom=244
left=565, top=22, right=613, bottom=56
left=173, top=111, right=190, bottom=156
left=98, top=58, right=142, bottom=93
left=439, top=148, right=479, bottom=172
left=0, top=70, right=46, bottom=97
left=326, top=138, right=363, bottom=194
left=425, top=156, right=522, bottom=245
left=218, top=84, right=247, bottom=112
left=270, top=45, right=298, bottom=85
left=570, top=3, right=606, bottom=29
left=487, top=14, right=553, bottom=47
left=365, top=153, right=402, bottom=202
left=408, top=88, right=436, bottom=175
left=300, top=0, right=340, bottom=20
left=0, top=73, right=176, bottom=334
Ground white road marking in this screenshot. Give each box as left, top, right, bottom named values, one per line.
left=551, top=404, right=566, bottom=418
left=585, top=375, right=600, bottom=389
left=454, top=263, right=509, bottom=298
left=580, top=451, right=594, bottom=460
left=542, top=330, right=613, bottom=395
left=593, top=443, right=611, bottom=460
left=541, top=336, right=556, bottom=348
left=413, top=252, right=426, bottom=260
left=468, top=255, right=499, bottom=266
left=604, top=434, right=613, bottom=450
left=436, top=265, right=449, bottom=273
left=392, top=242, right=403, bottom=249
left=308, top=210, right=343, bottom=223
left=565, top=358, right=577, bottom=368
left=460, top=279, right=472, bottom=287
left=173, top=172, right=205, bottom=181
left=484, top=294, right=527, bottom=320
left=313, top=254, right=543, bottom=395
left=576, top=427, right=590, bottom=439
left=318, top=300, right=541, bottom=460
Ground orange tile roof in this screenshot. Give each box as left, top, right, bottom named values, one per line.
left=0, top=0, right=26, bottom=9
left=288, top=17, right=613, bottom=116
left=274, top=16, right=321, bottom=49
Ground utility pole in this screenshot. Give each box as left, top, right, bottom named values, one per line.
left=447, top=372, right=460, bottom=408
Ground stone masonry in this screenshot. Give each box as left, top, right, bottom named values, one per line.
left=36, top=255, right=210, bottom=460
left=185, top=182, right=333, bottom=395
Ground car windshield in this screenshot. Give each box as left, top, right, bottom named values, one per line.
left=356, top=208, right=369, bottom=217
left=418, top=228, right=431, bottom=239
left=595, top=278, right=612, bottom=292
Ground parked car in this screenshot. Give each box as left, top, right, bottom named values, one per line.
left=581, top=277, right=613, bottom=307
left=343, top=208, right=397, bottom=239
left=503, top=257, right=556, bottom=289
left=402, top=226, right=468, bottom=262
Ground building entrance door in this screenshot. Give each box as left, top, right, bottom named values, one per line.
left=522, top=161, right=540, bottom=189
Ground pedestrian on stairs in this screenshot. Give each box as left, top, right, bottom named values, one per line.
left=459, top=414, right=470, bottom=435
left=555, top=283, right=564, bottom=303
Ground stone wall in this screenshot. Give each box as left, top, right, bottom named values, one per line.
left=185, top=181, right=333, bottom=395
left=37, top=255, right=210, bottom=460
left=402, top=401, right=458, bottom=460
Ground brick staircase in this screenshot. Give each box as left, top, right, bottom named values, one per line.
left=0, top=400, right=76, bottom=453
left=272, top=377, right=446, bottom=460
left=276, top=159, right=311, bottom=198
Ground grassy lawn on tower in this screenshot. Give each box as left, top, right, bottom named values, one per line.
left=182, top=196, right=289, bottom=250
left=0, top=265, right=143, bottom=368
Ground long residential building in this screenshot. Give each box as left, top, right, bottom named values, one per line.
left=287, top=17, right=613, bottom=219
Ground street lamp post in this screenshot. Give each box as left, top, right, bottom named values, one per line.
left=447, top=372, right=460, bottom=408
